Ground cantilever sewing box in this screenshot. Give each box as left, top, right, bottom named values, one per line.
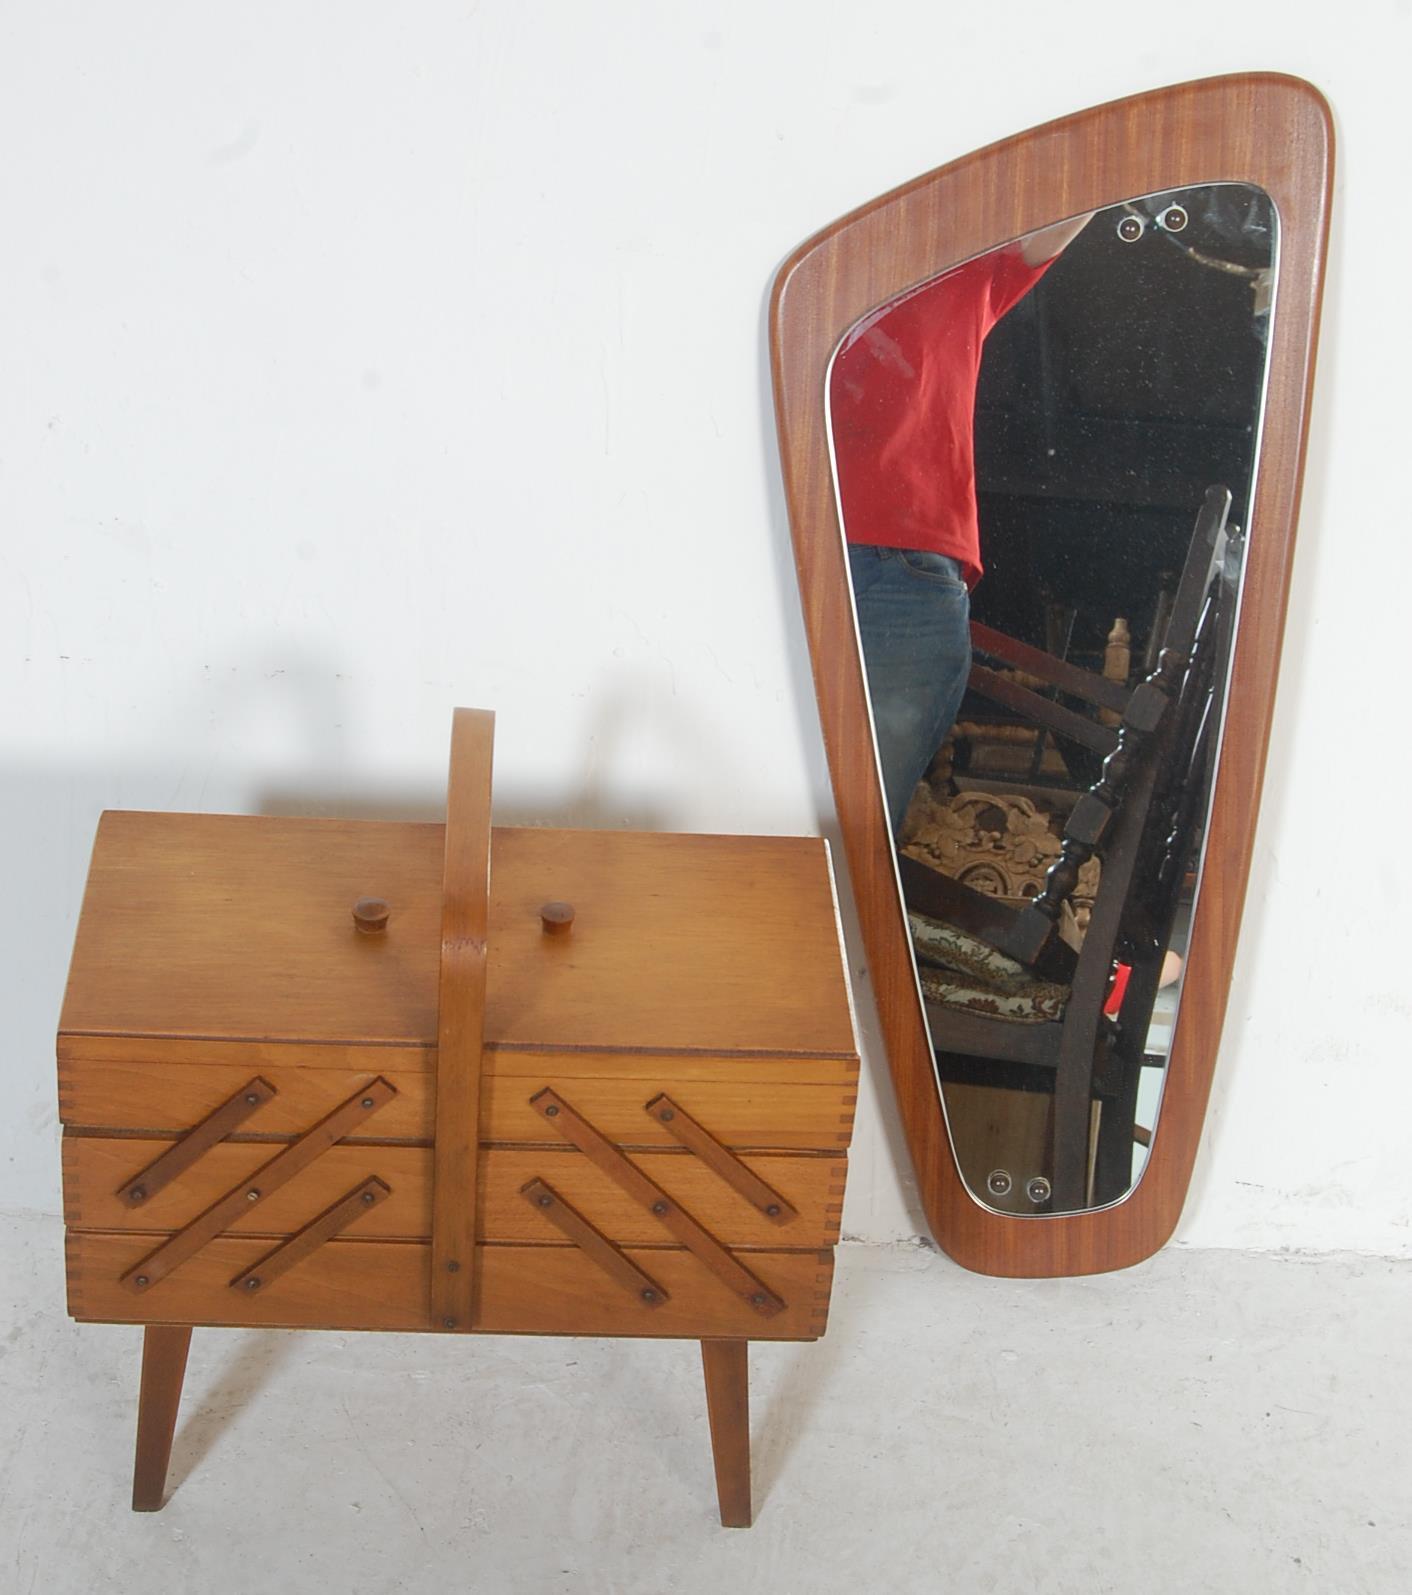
left=57, top=709, right=859, bottom=1525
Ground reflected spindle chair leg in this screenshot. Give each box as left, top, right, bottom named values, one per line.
left=700, top=1338, right=751, bottom=1527
left=132, top=1325, right=193, bottom=1512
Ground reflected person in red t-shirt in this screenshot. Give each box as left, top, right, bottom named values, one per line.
left=831, top=215, right=1090, bottom=833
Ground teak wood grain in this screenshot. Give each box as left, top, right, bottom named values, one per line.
left=59, top=1059, right=856, bottom=1149
left=769, top=74, right=1332, bottom=1276
left=131, top=1326, right=191, bottom=1512
left=431, top=707, right=494, bottom=1329
left=701, top=1340, right=752, bottom=1527
left=67, top=1233, right=835, bottom=1340
left=59, top=815, right=856, bottom=1060
left=58, top=1033, right=858, bottom=1080
left=64, top=1135, right=847, bottom=1248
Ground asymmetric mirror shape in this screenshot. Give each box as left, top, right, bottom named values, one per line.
left=829, top=186, right=1275, bottom=1215
left=770, top=75, right=1331, bottom=1275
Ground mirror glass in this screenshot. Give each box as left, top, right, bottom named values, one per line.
left=828, top=184, right=1276, bottom=1215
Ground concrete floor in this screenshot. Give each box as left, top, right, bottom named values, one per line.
left=2, top=1209, right=1407, bottom=1594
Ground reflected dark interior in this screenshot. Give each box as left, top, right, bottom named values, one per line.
left=970, top=185, right=1271, bottom=713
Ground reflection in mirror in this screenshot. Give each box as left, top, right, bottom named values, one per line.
left=829, top=185, right=1275, bottom=1216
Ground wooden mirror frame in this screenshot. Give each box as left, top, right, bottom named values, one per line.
left=770, top=74, right=1332, bottom=1276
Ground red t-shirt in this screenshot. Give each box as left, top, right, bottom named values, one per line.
left=829, top=245, right=1052, bottom=588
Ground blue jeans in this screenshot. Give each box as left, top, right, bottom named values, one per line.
left=847, top=545, right=972, bottom=835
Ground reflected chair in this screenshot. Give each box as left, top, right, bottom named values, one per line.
left=900, top=485, right=1238, bottom=1211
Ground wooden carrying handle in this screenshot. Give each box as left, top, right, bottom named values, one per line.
left=431, top=708, right=495, bottom=1330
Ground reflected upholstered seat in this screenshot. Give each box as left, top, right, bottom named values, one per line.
left=909, top=908, right=1070, bottom=1024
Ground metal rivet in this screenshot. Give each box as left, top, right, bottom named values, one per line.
left=360, top=1097, right=376, bottom=1110
left=749, top=1292, right=766, bottom=1307
left=244, top=1277, right=261, bottom=1291
left=245, top=1092, right=261, bottom=1105
left=128, top=1186, right=147, bottom=1204
left=544, top=1104, right=559, bottom=1117
left=443, top=1317, right=457, bottom=1330
left=651, top=1200, right=669, bottom=1216
left=537, top=1193, right=553, bottom=1208
left=659, top=1108, right=675, bottom=1122
left=246, top=1188, right=261, bottom=1201
left=640, top=1288, right=658, bottom=1303
left=360, top=1191, right=376, bottom=1205
left=445, top=1260, right=460, bottom=1273
left=764, top=1203, right=781, bottom=1217
left=134, top=1275, right=149, bottom=1288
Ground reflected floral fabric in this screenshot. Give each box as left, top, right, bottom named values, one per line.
left=908, top=909, right=1070, bottom=1025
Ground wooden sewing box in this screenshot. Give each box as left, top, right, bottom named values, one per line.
left=58, top=710, right=859, bottom=1525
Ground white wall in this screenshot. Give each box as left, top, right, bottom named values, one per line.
left=3, top=1, right=1408, bottom=1257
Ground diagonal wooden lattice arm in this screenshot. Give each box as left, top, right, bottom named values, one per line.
left=118, top=1077, right=276, bottom=1207
left=644, top=1094, right=798, bottom=1225
left=520, top=1178, right=669, bottom=1307
left=530, top=1087, right=786, bottom=1318
left=120, top=1079, right=397, bottom=1293
left=228, top=1178, right=392, bottom=1294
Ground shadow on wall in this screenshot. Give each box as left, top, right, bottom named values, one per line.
left=250, top=651, right=826, bottom=838
left=255, top=680, right=727, bottom=834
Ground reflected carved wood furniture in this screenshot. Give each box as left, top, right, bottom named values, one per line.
left=939, top=610, right=1138, bottom=794
left=902, top=790, right=1101, bottom=935
left=58, top=709, right=858, bottom=1526
left=900, top=488, right=1234, bottom=1211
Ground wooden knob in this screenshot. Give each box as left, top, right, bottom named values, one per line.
left=539, top=901, right=575, bottom=935
left=352, top=897, right=390, bottom=933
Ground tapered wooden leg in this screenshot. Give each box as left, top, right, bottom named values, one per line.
left=700, top=1339, right=751, bottom=1527
left=132, top=1325, right=192, bottom=1512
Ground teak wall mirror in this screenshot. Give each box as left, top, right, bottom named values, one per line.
left=770, top=75, right=1332, bottom=1276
